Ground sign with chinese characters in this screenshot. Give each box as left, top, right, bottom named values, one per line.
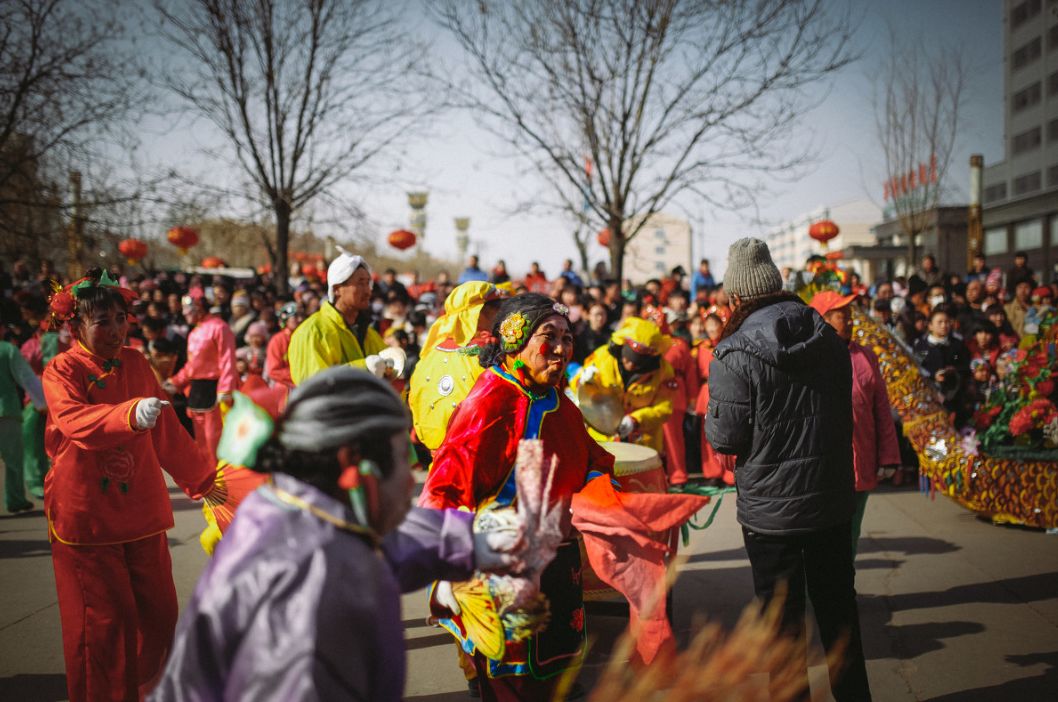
left=883, top=154, right=938, bottom=202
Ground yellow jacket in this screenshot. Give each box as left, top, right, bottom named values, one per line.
left=570, top=346, right=676, bottom=454
left=288, top=302, right=386, bottom=385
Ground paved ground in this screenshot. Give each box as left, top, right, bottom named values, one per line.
left=1, top=479, right=1057, bottom=701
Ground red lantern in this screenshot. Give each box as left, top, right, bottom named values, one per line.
left=301, top=263, right=318, bottom=278
left=387, top=229, right=416, bottom=251
left=118, top=238, right=148, bottom=265
left=201, top=256, right=225, bottom=269
left=597, top=228, right=611, bottom=247
left=167, top=226, right=199, bottom=254
left=808, top=220, right=840, bottom=249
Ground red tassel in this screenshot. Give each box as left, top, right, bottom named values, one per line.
left=337, top=466, right=361, bottom=491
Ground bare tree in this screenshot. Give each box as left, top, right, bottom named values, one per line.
left=0, top=0, right=142, bottom=267
left=435, top=0, right=854, bottom=282
left=156, top=0, right=431, bottom=294
left=874, top=29, right=967, bottom=271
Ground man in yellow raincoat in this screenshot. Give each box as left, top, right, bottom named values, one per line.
left=289, top=250, right=388, bottom=385
left=408, top=281, right=506, bottom=453
left=570, top=316, right=676, bottom=454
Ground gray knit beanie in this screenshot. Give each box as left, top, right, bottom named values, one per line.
left=724, top=238, right=783, bottom=299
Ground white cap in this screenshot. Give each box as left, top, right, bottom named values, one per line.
left=327, top=247, right=372, bottom=303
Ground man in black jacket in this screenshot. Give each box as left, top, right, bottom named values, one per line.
left=706, top=238, right=870, bottom=701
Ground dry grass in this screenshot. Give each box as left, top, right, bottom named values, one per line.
left=560, top=562, right=845, bottom=702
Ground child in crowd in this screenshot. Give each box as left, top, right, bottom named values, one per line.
left=985, top=305, right=1020, bottom=350
left=968, top=320, right=1001, bottom=368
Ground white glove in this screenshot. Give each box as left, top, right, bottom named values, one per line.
left=617, top=415, right=637, bottom=438
left=474, top=526, right=526, bottom=574
left=580, top=366, right=599, bottom=385
left=134, top=398, right=170, bottom=430
left=365, top=354, right=387, bottom=378
left=434, top=581, right=461, bottom=615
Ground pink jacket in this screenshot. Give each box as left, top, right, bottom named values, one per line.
left=850, top=341, right=900, bottom=492
left=171, top=315, right=238, bottom=394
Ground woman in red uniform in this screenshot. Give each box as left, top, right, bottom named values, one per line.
left=42, top=270, right=217, bottom=701
left=419, top=293, right=614, bottom=702
left=695, top=312, right=735, bottom=486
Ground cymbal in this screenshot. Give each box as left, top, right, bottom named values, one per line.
left=575, top=380, right=623, bottom=436
left=379, top=346, right=407, bottom=379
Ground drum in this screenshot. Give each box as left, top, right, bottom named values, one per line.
left=581, top=441, right=668, bottom=602
left=604, top=441, right=666, bottom=494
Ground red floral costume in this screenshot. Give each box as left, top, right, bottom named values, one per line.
left=43, top=343, right=215, bottom=701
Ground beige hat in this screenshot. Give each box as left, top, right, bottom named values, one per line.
left=724, top=238, right=783, bottom=300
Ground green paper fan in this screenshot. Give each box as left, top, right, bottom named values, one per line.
left=216, top=391, right=274, bottom=468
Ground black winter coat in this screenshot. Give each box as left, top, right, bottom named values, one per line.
left=705, top=297, right=855, bottom=534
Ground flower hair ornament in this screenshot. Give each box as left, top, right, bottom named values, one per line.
left=48, top=269, right=138, bottom=326
left=499, top=311, right=531, bottom=352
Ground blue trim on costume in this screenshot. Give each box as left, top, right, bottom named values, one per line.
left=487, top=366, right=559, bottom=509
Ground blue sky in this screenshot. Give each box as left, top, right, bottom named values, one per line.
left=134, top=0, right=1004, bottom=280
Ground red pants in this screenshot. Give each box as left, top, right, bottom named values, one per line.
left=701, top=437, right=736, bottom=485
left=51, top=532, right=178, bottom=702
left=190, top=406, right=223, bottom=464
left=662, top=411, right=688, bottom=485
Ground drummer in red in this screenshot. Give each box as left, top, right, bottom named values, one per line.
left=42, top=270, right=217, bottom=701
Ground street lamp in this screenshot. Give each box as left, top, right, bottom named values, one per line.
left=407, top=192, right=429, bottom=250
left=454, top=217, right=470, bottom=260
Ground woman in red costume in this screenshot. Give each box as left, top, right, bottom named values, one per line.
left=695, top=312, right=736, bottom=486
left=419, top=293, right=614, bottom=702
left=42, top=270, right=217, bottom=701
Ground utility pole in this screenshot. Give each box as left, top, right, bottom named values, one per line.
left=67, top=171, right=84, bottom=280
left=967, top=154, right=983, bottom=271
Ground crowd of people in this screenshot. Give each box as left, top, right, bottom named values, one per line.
left=0, top=241, right=1054, bottom=702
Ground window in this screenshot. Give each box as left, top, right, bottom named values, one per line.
left=654, top=228, right=666, bottom=240
left=1049, top=71, right=1058, bottom=97
left=1012, top=126, right=1042, bottom=154
left=1011, top=0, right=1042, bottom=28
left=984, top=182, right=1008, bottom=203
left=1049, top=118, right=1058, bottom=143
left=984, top=227, right=1007, bottom=256
left=1049, top=24, right=1058, bottom=52
left=1048, top=164, right=1058, bottom=187
left=1012, top=37, right=1042, bottom=69
left=1015, top=220, right=1043, bottom=251
left=1013, top=82, right=1042, bottom=113
left=1013, top=171, right=1042, bottom=195
left=654, top=246, right=665, bottom=255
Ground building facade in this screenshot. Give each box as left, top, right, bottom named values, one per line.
left=980, top=0, right=1058, bottom=282
left=623, top=212, right=693, bottom=283
left=765, top=200, right=882, bottom=282
left=867, top=207, right=970, bottom=282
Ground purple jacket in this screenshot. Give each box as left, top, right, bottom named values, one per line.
left=151, top=474, right=475, bottom=702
